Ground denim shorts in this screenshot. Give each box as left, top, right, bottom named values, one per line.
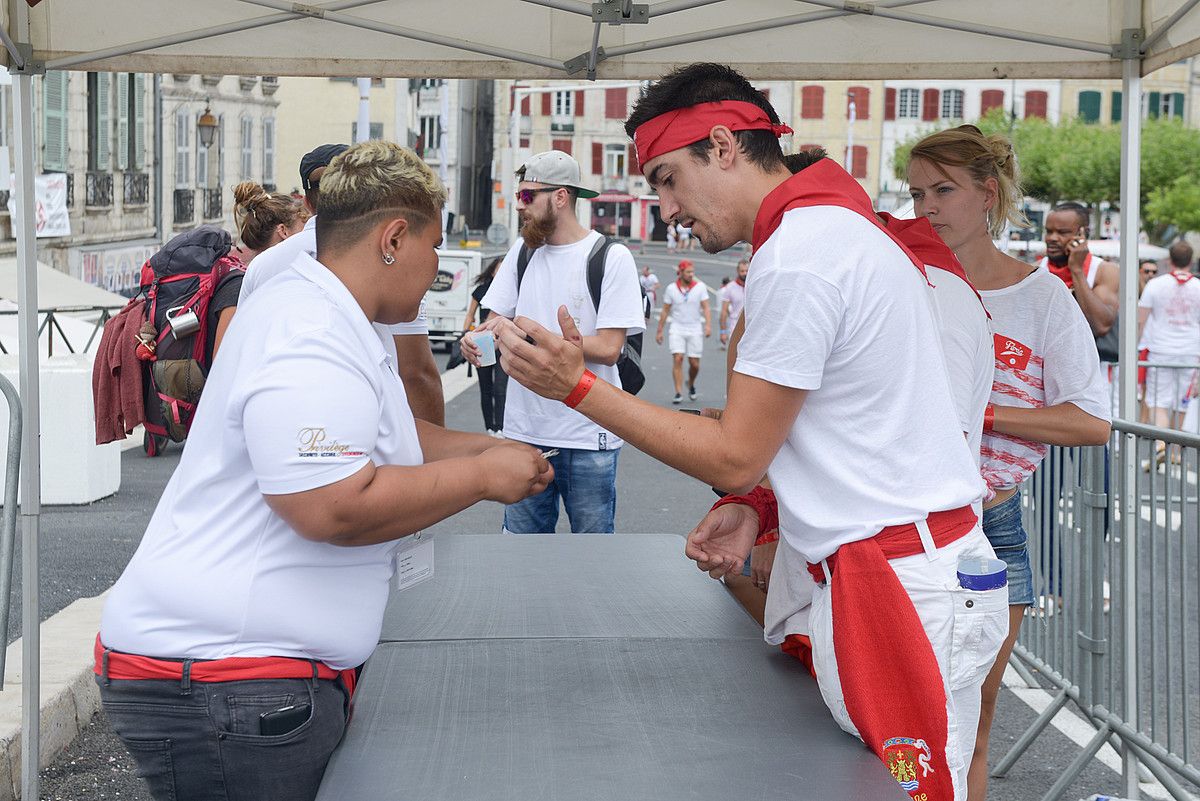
left=982, top=492, right=1034, bottom=606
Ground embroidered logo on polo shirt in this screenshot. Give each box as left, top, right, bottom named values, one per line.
left=297, top=427, right=366, bottom=459
left=993, top=333, right=1032, bottom=371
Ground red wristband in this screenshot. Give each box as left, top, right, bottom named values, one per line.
left=983, top=403, right=995, bottom=433
left=711, top=485, right=779, bottom=543
left=562, top=369, right=597, bottom=409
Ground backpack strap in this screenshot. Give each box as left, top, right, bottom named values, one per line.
left=585, top=235, right=613, bottom=312
left=516, top=244, right=533, bottom=291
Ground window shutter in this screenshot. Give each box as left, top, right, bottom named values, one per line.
left=574, top=90, right=585, bottom=117
left=520, top=95, right=530, bottom=116
left=541, top=93, right=552, bottom=116
left=921, top=88, right=940, bottom=121
left=1024, top=90, right=1047, bottom=119
left=1171, top=92, right=1185, bottom=118
left=1078, top=91, right=1101, bottom=123
left=1111, top=90, right=1122, bottom=123
left=848, top=87, right=869, bottom=120
left=846, top=145, right=867, bottom=179
left=42, top=71, right=69, bottom=172
left=133, top=73, right=147, bottom=170
left=1147, top=91, right=1161, bottom=119
left=981, top=90, right=1004, bottom=115
left=592, top=142, right=603, bottom=175
left=94, top=72, right=112, bottom=170
left=628, top=144, right=639, bottom=175
left=884, top=88, right=896, bottom=120
left=552, top=138, right=572, bottom=156
left=116, top=74, right=130, bottom=170
left=263, top=117, right=275, bottom=184
left=801, top=85, right=824, bottom=119
left=605, top=88, right=626, bottom=119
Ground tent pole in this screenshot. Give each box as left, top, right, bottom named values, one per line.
left=1116, top=26, right=1142, bottom=801
left=1141, top=0, right=1200, bottom=53
left=9, top=4, right=40, bottom=797
left=0, top=24, right=24, bottom=69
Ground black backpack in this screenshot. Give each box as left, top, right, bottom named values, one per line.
left=517, top=236, right=646, bottom=395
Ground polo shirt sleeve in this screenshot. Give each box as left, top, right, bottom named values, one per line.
left=734, top=264, right=844, bottom=391
left=240, top=329, right=381, bottom=496
left=481, top=242, right=522, bottom=319
left=596, top=244, right=646, bottom=334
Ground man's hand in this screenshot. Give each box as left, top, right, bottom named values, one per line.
left=705, top=324, right=712, bottom=338
left=656, top=328, right=664, bottom=346
left=750, top=538, right=778, bottom=592
left=1066, top=231, right=1090, bottom=279
left=476, top=442, right=554, bottom=504
left=685, top=502, right=759, bottom=579
left=497, top=306, right=586, bottom=401
left=461, top=317, right=521, bottom=367
left=720, top=331, right=729, bottom=345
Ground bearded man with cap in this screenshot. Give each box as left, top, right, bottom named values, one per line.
left=240, top=143, right=444, bottom=425
left=459, top=150, right=644, bottom=533
left=495, top=64, right=1005, bottom=800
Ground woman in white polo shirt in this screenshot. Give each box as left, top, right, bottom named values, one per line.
left=907, top=125, right=1111, bottom=801
left=96, top=141, right=552, bottom=801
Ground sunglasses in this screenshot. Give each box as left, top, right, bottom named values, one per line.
left=1141, top=268, right=1157, bottom=275
left=515, top=187, right=563, bottom=204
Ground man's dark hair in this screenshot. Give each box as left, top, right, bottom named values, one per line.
left=625, top=63, right=786, bottom=172
left=784, top=146, right=828, bottom=175
left=1052, top=202, right=1090, bottom=230
left=1169, top=240, right=1194, bottom=268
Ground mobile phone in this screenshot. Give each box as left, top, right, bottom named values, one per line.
left=678, top=408, right=702, bottom=415
left=259, top=703, right=311, bottom=736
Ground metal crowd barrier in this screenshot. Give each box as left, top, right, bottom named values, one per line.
left=994, top=419, right=1200, bottom=801
left=0, top=373, right=18, bottom=688
left=1103, top=359, right=1200, bottom=434
left=0, top=305, right=124, bottom=357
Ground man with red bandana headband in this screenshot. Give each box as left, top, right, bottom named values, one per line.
left=496, top=63, right=1005, bottom=801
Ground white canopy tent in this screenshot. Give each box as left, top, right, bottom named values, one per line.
left=2, top=0, right=1198, bottom=797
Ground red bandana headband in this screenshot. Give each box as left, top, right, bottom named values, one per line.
left=633, top=100, right=794, bottom=165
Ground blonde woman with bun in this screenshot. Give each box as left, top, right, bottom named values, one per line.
left=231, top=180, right=307, bottom=264
left=907, top=125, right=1111, bottom=800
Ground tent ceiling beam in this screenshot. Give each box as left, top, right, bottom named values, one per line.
left=44, top=0, right=389, bottom=70
left=1141, top=0, right=1200, bottom=52
left=602, top=0, right=936, bottom=60
left=651, top=0, right=727, bottom=17
left=0, top=24, right=25, bottom=69
left=239, top=0, right=566, bottom=69
left=800, top=0, right=1114, bottom=55
left=519, top=0, right=593, bottom=17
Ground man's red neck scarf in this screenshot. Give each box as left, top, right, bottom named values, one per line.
left=1172, top=269, right=1196, bottom=285
left=1041, top=253, right=1093, bottom=290
left=751, top=159, right=930, bottom=285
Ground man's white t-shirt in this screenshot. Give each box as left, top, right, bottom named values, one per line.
left=927, top=268, right=994, bottom=465
left=1138, top=272, right=1200, bottom=357
left=980, top=268, right=1110, bottom=492
left=640, top=271, right=660, bottom=297
left=101, top=252, right=424, bottom=670
left=735, top=206, right=985, bottom=564
left=483, top=232, right=645, bottom=450
left=663, top=279, right=708, bottom=332
left=239, top=215, right=429, bottom=345
left=721, top=280, right=746, bottom=327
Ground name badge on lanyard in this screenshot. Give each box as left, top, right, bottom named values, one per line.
left=392, top=531, right=435, bottom=591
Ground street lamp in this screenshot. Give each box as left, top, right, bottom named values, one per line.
left=197, top=102, right=218, bottom=149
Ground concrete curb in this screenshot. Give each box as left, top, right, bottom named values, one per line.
left=0, top=592, right=107, bottom=801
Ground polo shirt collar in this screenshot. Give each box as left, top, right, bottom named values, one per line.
left=290, top=252, right=391, bottom=367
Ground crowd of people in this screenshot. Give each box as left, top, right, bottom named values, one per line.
left=92, top=58, right=1198, bottom=801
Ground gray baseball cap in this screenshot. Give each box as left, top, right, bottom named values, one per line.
left=518, top=150, right=599, bottom=198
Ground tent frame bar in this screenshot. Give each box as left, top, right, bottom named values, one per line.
left=0, top=23, right=23, bottom=70
left=238, top=0, right=566, bottom=70
left=45, top=0, right=389, bottom=70
left=1141, top=0, right=1200, bottom=52
left=520, top=0, right=592, bottom=16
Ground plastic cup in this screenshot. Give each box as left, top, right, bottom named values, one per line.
left=956, top=556, right=1008, bottom=591
left=474, top=330, right=496, bottom=367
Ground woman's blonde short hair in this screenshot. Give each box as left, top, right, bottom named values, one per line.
left=316, top=140, right=447, bottom=252
left=909, top=125, right=1029, bottom=238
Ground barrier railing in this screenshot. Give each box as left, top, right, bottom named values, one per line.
left=993, top=419, right=1200, bottom=801
left=0, top=305, right=124, bottom=358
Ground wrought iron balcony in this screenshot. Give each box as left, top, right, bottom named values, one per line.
left=203, top=187, right=223, bottom=220
left=85, top=172, right=114, bottom=207
left=173, top=188, right=195, bottom=225
left=123, top=172, right=150, bottom=206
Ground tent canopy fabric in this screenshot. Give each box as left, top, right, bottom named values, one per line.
left=0, top=259, right=127, bottom=310
left=6, top=0, right=1200, bottom=81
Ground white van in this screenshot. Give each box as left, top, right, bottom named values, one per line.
left=424, top=249, right=482, bottom=347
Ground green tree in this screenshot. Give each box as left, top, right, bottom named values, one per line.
left=1144, top=174, right=1200, bottom=237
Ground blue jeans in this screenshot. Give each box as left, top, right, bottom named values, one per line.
left=97, top=667, right=348, bottom=801
left=503, top=446, right=619, bottom=533
left=982, top=492, right=1035, bottom=605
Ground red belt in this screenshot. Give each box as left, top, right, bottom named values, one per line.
left=806, top=504, right=977, bottom=583
left=94, top=635, right=356, bottom=696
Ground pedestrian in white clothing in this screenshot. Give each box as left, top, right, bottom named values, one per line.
left=1138, top=240, right=1200, bottom=441
left=657, top=259, right=711, bottom=403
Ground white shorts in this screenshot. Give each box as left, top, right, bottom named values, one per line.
left=1145, top=355, right=1199, bottom=412
left=668, top=328, right=703, bottom=358
left=808, top=527, right=1007, bottom=801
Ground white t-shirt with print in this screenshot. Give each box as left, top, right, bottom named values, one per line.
left=1138, top=272, right=1200, bottom=357
left=482, top=232, right=645, bottom=450
left=735, top=206, right=985, bottom=564
left=239, top=215, right=429, bottom=342
left=101, top=252, right=424, bottom=670
left=980, top=268, right=1110, bottom=492
left=663, top=279, right=709, bottom=333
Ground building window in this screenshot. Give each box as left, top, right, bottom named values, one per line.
left=553, top=90, right=574, bottom=118
left=921, top=88, right=940, bottom=121
left=603, top=143, right=626, bottom=180
left=1024, top=90, right=1048, bottom=119
left=262, top=116, right=275, bottom=186
left=941, top=89, right=964, bottom=120
left=1111, top=90, right=1122, bottom=122
left=196, top=113, right=209, bottom=189
left=1077, top=90, right=1101, bottom=123
left=240, top=117, right=253, bottom=181
left=981, top=89, right=1005, bottom=115
left=175, top=109, right=191, bottom=187
left=897, top=88, right=920, bottom=119
left=847, top=86, right=870, bottom=120
left=419, top=78, right=441, bottom=89
left=42, top=71, right=69, bottom=172
left=419, top=115, right=440, bottom=157
left=845, top=145, right=868, bottom=179
left=800, top=85, right=824, bottom=119
left=605, top=88, right=627, bottom=120
left=551, top=138, right=572, bottom=156
left=87, top=72, right=113, bottom=172
left=351, top=122, right=385, bottom=141
left=1146, top=91, right=1184, bottom=119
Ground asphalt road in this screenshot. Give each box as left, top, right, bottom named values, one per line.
left=29, top=240, right=1194, bottom=800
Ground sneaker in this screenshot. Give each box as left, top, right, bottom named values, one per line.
left=492, top=430, right=506, bottom=439
left=688, top=386, right=697, bottom=401
left=672, top=393, right=682, bottom=404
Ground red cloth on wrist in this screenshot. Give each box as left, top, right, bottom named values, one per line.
left=755, top=528, right=779, bottom=547
left=983, top=403, right=995, bottom=433
left=563, top=369, right=596, bottom=409
left=711, top=485, right=778, bottom=542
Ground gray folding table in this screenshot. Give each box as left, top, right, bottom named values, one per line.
left=317, top=534, right=906, bottom=801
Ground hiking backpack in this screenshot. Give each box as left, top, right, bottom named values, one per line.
left=516, top=236, right=647, bottom=395
left=140, top=225, right=244, bottom=445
